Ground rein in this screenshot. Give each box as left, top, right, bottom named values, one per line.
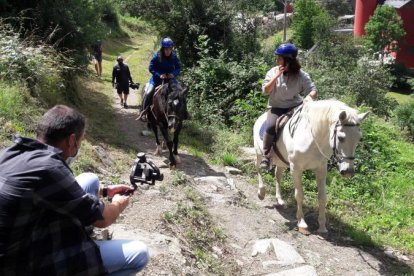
left=161, top=82, right=182, bottom=124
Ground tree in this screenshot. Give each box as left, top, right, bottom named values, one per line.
left=122, top=0, right=260, bottom=67
left=291, top=0, right=334, bottom=49
left=0, top=0, right=120, bottom=66
left=363, top=5, right=406, bottom=61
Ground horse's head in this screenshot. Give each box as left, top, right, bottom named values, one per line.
left=331, top=109, right=369, bottom=177
left=166, top=82, right=188, bottom=133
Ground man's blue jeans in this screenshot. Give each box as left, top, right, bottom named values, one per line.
left=76, top=173, right=149, bottom=275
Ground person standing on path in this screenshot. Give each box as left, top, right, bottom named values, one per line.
left=92, top=40, right=103, bottom=77
left=0, top=105, right=149, bottom=275
left=112, top=56, right=134, bottom=108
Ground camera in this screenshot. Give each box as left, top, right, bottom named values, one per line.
left=130, top=82, right=140, bottom=90
left=130, top=152, right=163, bottom=188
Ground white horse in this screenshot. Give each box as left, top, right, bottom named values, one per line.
left=253, top=100, right=369, bottom=234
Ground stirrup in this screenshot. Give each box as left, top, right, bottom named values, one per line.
left=137, top=109, right=148, bottom=122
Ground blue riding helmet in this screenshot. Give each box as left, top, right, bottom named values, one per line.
left=274, top=43, right=298, bottom=58
left=161, top=37, right=174, bottom=48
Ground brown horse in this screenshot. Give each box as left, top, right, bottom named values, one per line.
left=147, top=80, right=188, bottom=168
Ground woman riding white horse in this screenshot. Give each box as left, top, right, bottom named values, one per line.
left=261, top=43, right=317, bottom=170
left=254, top=100, right=369, bottom=234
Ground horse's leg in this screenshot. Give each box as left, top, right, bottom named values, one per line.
left=275, top=166, right=285, bottom=206
left=315, top=167, right=328, bottom=233
left=257, top=154, right=266, bottom=200
left=159, top=126, right=176, bottom=168
left=150, top=121, right=162, bottom=156
left=172, top=124, right=182, bottom=164
left=292, top=166, right=309, bottom=234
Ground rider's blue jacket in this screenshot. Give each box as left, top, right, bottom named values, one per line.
left=149, top=51, right=181, bottom=86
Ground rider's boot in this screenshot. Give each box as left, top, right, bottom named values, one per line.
left=260, top=132, right=275, bottom=171
left=138, top=107, right=148, bottom=122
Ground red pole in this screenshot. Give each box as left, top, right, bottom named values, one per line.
left=354, top=0, right=378, bottom=37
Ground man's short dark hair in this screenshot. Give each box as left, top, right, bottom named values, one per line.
left=36, top=105, right=86, bottom=144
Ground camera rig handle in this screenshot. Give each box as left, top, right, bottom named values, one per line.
left=129, top=152, right=164, bottom=189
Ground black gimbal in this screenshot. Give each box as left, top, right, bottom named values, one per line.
left=129, top=153, right=163, bottom=189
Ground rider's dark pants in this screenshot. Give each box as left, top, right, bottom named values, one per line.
left=263, top=107, right=289, bottom=160
left=143, top=87, right=155, bottom=111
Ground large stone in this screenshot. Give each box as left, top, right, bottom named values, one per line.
left=271, top=238, right=305, bottom=266
left=251, top=239, right=273, bottom=256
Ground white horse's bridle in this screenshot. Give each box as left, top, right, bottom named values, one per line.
left=331, top=121, right=360, bottom=163
left=310, top=119, right=360, bottom=163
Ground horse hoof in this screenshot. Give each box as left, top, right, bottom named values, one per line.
left=154, top=146, right=162, bottom=156
left=169, top=164, right=176, bottom=170
left=276, top=198, right=286, bottom=206
left=298, top=227, right=311, bottom=236
left=317, top=227, right=328, bottom=234
left=258, top=188, right=265, bottom=200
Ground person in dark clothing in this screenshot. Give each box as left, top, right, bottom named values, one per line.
left=92, top=40, right=103, bottom=77
left=138, top=37, right=182, bottom=120
left=0, top=105, right=149, bottom=275
left=112, top=56, right=134, bottom=108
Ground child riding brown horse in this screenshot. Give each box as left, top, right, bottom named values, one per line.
left=145, top=80, right=188, bottom=168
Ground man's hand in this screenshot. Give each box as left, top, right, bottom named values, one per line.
left=111, top=194, right=129, bottom=213
left=160, top=74, right=167, bottom=79
left=167, top=73, right=174, bottom=79
left=107, top=184, right=135, bottom=197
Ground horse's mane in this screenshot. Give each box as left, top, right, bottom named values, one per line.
left=304, top=100, right=359, bottom=134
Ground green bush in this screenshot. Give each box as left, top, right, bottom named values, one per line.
left=305, top=39, right=396, bottom=117
left=394, top=100, right=414, bottom=139
left=292, top=0, right=334, bottom=49
left=327, top=115, right=414, bottom=251
left=1, top=0, right=122, bottom=66
left=0, top=22, right=78, bottom=106
left=182, top=49, right=265, bottom=126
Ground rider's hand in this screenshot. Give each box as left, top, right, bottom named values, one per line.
left=276, top=66, right=285, bottom=76
left=160, top=74, right=167, bottom=79
left=303, top=95, right=314, bottom=104
left=107, top=184, right=135, bottom=197
left=167, top=73, right=174, bottom=79
left=112, top=194, right=129, bottom=213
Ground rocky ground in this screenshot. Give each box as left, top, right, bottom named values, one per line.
left=94, top=87, right=413, bottom=275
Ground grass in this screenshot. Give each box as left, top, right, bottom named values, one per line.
left=387, top=92, right=413, bottom=104
left=0, top=82, right=42, bottom=147
left=261, top=28, right=293, bottom=50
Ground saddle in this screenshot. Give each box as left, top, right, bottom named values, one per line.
left=274, top=109, right=295, bottom=141
left=259, top=105, right=303, bottom=165
left=259, top=107, right=297, bottom=141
